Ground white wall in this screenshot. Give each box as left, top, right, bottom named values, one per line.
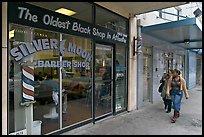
left=137, top=34, right=187, bottom=106
left=137, top=2, right=202, bottom=27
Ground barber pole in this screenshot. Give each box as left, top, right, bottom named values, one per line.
left=136, top=19, right=142, bottom=54
left=21, top=65, right=36, bottom=106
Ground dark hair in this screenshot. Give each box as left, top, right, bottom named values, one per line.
left=44, top=73, right=47, bottom=77
left=173, top=69, right=180, bottom=75
left=168, top=69, right=173, bottom=73
left=167, top=70, right=172, bottom=77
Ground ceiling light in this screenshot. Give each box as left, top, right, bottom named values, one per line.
left=193, top=8, right=202, bottom=18
left=9, top=30, right=14, bottom=39
left=55, top=8, right=76, bottom=16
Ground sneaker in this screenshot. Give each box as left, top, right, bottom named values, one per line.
left=166, top=110, right=171, bottom=113
left=171, top=117, right=176, bottom=123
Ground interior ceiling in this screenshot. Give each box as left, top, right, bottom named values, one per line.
left=95, top=2, right=187, bottom=18
left=27, top=2, right=187, bottom=20
left=27, top=2, right=89, bottom=12
left=27, top=2, right=121, bottom=25
left=27, top=2, right=92, bottom=22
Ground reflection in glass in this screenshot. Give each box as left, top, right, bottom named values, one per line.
left=96, top=6, right=127, bottom=34
left=9, top=24, right=33, bottom=134
left=33, top=29, right=60, bottom=134
left=115, top=45, right=127, bottom=112
left=95, top=44, right=113, bottom=117
left=9, top=24, right=60, bottom=134
left=62, top=34, right=92, bottom=127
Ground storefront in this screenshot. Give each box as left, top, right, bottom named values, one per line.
left=7, top=2, right=128, bottom=135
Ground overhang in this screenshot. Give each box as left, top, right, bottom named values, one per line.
left=141, top=18, right=202, bottom=53
left=95, top=2, right=187, bottom=18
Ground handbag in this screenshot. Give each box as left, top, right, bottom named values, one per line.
left=158, top=83, right=163, bottom=93
left=165, top=95, right=171, bottom=100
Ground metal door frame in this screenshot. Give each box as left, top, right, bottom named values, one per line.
left=93, top=42, right=115, bottom=122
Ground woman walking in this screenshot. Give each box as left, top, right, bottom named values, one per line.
left=166, top=69, right=189, bottom=123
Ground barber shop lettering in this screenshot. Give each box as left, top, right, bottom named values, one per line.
left=36, top=60, right=90, bottom=68
left=10, top=39, right=92, bottom=64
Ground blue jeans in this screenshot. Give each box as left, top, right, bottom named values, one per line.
left=170, top=89, right=183, bottom=112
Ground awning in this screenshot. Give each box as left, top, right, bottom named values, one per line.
left=141, top=18, right=202, bottom=53
left=95, top=2, right=186, bottom=18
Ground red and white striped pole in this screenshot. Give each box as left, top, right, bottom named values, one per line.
left=20, top=65, right=36, bottom=106
left=20, top=65, right=37, bottom=135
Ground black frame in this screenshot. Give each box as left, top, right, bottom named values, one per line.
left=6, top=2, right=129, bottom=135
left=94, top=40, right=115, bottom=121
left=114, top=44, right=128, bottom=115
left=93, top=3, right=129, bottom=115
left=7, top=4, right=10, bottom=134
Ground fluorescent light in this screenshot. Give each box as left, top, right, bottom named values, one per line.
left=9, top=30, right=14, bottom=39
left=55, top=8, right=76, bottom=16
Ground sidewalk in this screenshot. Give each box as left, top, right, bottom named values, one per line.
left=61, top=86, right=202, bottom=135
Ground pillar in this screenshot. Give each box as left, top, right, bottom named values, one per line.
left=127, top=14, right=137, bottom=111
left=2, top=2, right=8, bottom=135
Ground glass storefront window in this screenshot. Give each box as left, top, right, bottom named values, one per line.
left=95, top=43, right=113, bottom=117
left=9, top=24, right=61, bottom=134
left=96, top=6, right=128, bottom=34
left=32, top=29, right=61, bottom=134
left=61, top=34, right=92, bottom=127
left=115, top=44, right=127, bottom=112
left=9, top=24, right=93, bottom=134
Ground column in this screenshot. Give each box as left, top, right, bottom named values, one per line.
left=2, top=2, right=8, bottom=135
left=127, top=14, right=137, bottom=111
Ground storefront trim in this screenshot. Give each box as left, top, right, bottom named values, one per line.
left=8, top=2, right=128, bottom=45
left=7, top=2, right=129, bottom=135
left=91, top=2, right=128, bottom=21
left=48, top=119, right=93, bottom=135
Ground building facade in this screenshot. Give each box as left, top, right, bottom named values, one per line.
left=3, top=2, right=129, bottom=135
left=2, top=2, right=202, bottom=135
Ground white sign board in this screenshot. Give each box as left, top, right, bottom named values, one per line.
left=9, top=129, right=27, bottom=135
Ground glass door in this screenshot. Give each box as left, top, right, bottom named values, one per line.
left=95, top=43, right=113, bottom=118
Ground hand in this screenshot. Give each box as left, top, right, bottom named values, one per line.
left=186, top=96, right=189, bottom=99
left=166, top=92, right=170, bottom=97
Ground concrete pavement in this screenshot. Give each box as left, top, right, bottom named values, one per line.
left=61, top=86, right=202, bottom=135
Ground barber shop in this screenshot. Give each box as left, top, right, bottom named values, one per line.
left=7, top=2, right=128, bottom=135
